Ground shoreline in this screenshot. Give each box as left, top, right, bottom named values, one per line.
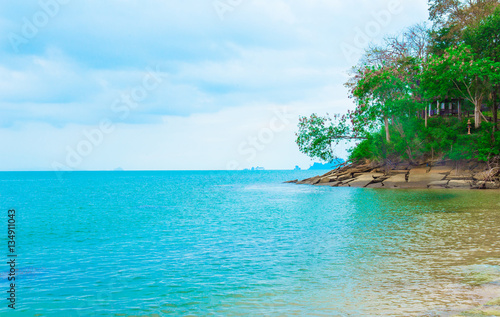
left=287, top=160, right=500, bottom=190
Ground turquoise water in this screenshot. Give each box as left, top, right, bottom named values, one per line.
left=1, top=171, right=500, bottom=316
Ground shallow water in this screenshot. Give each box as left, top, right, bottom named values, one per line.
left=1, top=171, right=499, bottom=316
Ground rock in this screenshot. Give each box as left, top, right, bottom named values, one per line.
left=366, top=182, right=385, bottom=189
left=429, top=165, right=454, bottom=174
left=388, top=170, right=409, bottom=175
left=446, top=175, right=473, bottom=180
left=474, top=169, right=500, bottom=181
left=336, top=174, right=352, bottom=182
left=284, top=179, right=298, bottom=184
left=474, top=181, right=500, bottom=189
left=311, top=177, right=322, bottom=185
left=293, top=159, right=500, bottom=190
left=296, top=179, right=309, bottom=184
left=474, top=172, right=489, bottom=181
left=318, top=177, right=335, bottom=184
left=408, top=172, right=446, bottom=188
left=447, top=168, right=473, bottom=179
left=448, top=180, right=472, bottom=189
left=409, top=167, right=429, bottom=174
left=349, top=174, right=377, bottom=188
left=428, top=180, right=449, bottom=188
left=338, top=178, right=356, bottom=187
left=297, top=176, right=321, bottom=185
left=370, top=176, right=388, bottom=184
left=382, top=174, right=407, bottom=188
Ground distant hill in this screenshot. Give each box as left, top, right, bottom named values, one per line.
left=244, top=166, right=265, bottom=171
left=308, top=158, right=345, bottom=170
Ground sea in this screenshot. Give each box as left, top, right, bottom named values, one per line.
left=1, top=170, right=499, bottom=316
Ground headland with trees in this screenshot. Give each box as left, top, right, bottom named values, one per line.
left=294, top=0, right=500, bottom=189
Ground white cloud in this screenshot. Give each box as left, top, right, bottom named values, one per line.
left=0, top=0, right=429, bottom=170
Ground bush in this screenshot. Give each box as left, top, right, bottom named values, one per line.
left=348, top=117, right=500, bottom=163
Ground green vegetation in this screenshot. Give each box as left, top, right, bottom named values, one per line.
left=296, top=1, right=500, bottom=166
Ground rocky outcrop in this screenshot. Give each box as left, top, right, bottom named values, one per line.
left=289, top=160, right=500, bottom=190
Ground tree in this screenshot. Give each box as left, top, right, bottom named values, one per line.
left=422, top=44, right=500, bottom=128
left=295, top=113, right=359, bottom=162
left=346, top=25, right=429, bottom=143
left=295, top=3, right=500, bottom=164
left=464, top=7, right=500, bottom=128
left=428, top=0, right=500, bottom=53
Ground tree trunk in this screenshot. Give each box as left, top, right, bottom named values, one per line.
left=475, top=99, right=482, bottom=129
left=494, top=88, right=498, bottom=132
left=425, top=106, right=428, bottom=128
left=384, top=115, right=390, bottom=143
left=458, top=99, right=461, bottom=121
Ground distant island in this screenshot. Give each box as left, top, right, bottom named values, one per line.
left=308, top=158, right=345, bottom=170
left=244, top=166, right=265, bottom=171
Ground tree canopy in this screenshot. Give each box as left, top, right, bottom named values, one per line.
left=296, top=1, right=500, bottom=165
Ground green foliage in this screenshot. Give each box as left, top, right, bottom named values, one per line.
left=422, top=44, right=500, bottom=104
left=295, top=3, right=500, bottom=164
left=349, top=133, right=387, bottom=162
left=347, top=117, right=500, bottom=163
left=464, top=7, right=500, bottom=61
left=295, top=113, right=351, bottom=162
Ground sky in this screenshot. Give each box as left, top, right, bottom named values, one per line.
left=0, top=0, right=429, bottom=171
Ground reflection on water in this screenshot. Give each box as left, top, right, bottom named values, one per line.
left=341, top=189, right=500, bottom=315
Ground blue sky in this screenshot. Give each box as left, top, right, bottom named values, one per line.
left=0, top=0, right=429, bottom=171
